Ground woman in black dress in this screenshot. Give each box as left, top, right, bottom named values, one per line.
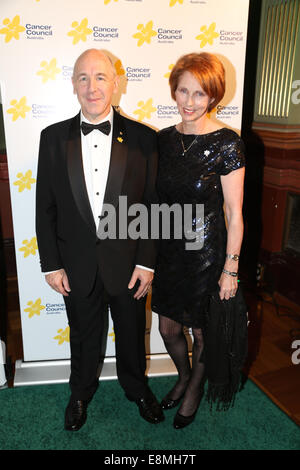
left=151, top=52, right=245, bottom=428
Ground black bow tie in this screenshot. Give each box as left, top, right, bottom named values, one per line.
left=81, top=120, right=111, bottom=136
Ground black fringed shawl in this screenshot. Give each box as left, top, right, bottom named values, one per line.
left=203, top=285, right=248, bottom=411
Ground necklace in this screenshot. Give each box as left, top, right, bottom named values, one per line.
left=180, top=134, right=199, bottom=157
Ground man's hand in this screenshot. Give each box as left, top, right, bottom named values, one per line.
left=45, top=269, right=71, bottom=296
left=128, top=267, right=153, bottom=300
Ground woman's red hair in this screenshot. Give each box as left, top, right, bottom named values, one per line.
left=169, top=52, right=225, bottom=112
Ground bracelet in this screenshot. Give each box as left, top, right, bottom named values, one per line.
left=226, top=254, right=239, bottom=261
left=222, top=269, right=238, bottom=277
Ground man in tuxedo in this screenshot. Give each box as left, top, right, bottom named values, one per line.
left=36, top=49, right=163, bottom=430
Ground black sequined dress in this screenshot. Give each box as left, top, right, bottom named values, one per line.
left=151, top=126, right=245, bottom=328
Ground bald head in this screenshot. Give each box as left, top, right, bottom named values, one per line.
left=73, top=49, right=116, bottom=80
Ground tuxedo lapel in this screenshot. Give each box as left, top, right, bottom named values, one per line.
left=102, top=109, right=128, bottom=212
left=66, top=113, right=96, bottom=233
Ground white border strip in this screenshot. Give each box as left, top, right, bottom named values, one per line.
left=14, top=354, right=178, bottom=387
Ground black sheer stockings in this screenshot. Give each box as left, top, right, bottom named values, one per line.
left=179, top=328, right=205, bottom=417
left=159, top=315, right=191, bottom=400
left=159, top=315, right=205, bottom=417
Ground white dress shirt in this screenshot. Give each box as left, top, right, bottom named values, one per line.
left=44, top=107, right=153, bottom=274
left=81, top=109, right=113, bottom=227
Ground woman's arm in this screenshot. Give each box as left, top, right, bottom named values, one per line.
left=219, top=167, right=245, bottom=300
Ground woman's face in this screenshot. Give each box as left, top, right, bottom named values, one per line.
left=175, top=71, right=212, bottom=125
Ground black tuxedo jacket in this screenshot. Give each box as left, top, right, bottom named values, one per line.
left=36, top=109, right=158, bottom=297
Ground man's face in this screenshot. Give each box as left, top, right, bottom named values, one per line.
left=72, top=50, right=119, bottom=123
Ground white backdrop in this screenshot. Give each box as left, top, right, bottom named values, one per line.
left=0, top=0, right=249, bottom=363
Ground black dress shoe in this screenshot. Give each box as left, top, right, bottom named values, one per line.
left=64, top=399, right=88, bottom=431
left=135, top=395, right=165, bottom=424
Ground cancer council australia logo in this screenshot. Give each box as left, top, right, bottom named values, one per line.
left=0, top=15, right=25, bottom=42
left=196, top=22, right=219, bottom=48
left=133, top=98, right=157, bottom=122
left=37, top=58, right=61, bottom=83
left=170, top=0, right=183, bottom=5
left=19, top=237, right=38, bottom=258
left=68, top=18, right=92, bottom=45
left=164, top=64, right=174, bottom=79
left=133, top=21, right=157, bottom=46
left=115, top=59, right=125, bottom=76
left=54, top=327, right=70, bottom=345
left=24, top=298, right=45, bottom=319
left=14, top=170, right=36, bottom=192
left=109, top=328, right=115, bottom=342
left=7, top=97, right=31, bottom=121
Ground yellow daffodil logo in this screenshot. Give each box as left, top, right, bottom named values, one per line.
left=24, top=298, right=45, bottom=319
left=164, top=64, right=174, bottom=79
left=170, top=0, right=183, bottom=6
left=115, top=59, right=125, bottom=76
left=67, top=18, right=92, bottom=45
left=13, top=170, right=36, bottom=192
left=19, top=237, right=38, bottom=258
left=133, top=21, right=157, bottom=47
left=104, top=0, right=118, bottom=4
left=196, top=23, right=219, bottom=48
left=109, top=328, right=115, bottom=342
left=37, top=58, right=61, bottom=84
left=7, top=97, right=31, bottom=122
left=54, top=327, right=70, bottom=345
left=133, top=98, right=157, bottom=122
left=0, top=15, right=25, bottom=43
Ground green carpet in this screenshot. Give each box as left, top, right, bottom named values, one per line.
left=0, top=376, right=299, bottom=450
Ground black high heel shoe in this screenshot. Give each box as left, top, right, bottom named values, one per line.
left=173, top=409, right=197, bottom=429
left=160, top=393, right=184, bottom=410
left=173, top=388, right=204, bottom=429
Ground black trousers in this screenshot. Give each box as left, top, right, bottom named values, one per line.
left=64, top=269, right=148, bottom=402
